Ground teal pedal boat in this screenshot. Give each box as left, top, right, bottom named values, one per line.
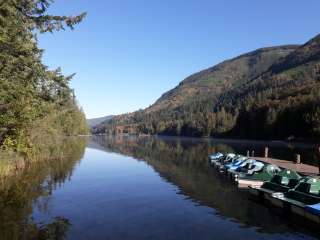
left=270, top=177, right=320, bottom=223
left=234, top=162, right=281, bottom=189
left=249, top=169, right=301, bottom=201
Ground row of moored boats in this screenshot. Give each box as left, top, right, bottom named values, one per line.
left=209, top=152, right=320, bottom=224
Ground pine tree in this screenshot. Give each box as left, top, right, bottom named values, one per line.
left=0, top=1, right=88, bottom=155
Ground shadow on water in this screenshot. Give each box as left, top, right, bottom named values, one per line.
left=0, top=137, right=87, bottom=240
left=90, top=135, right=320, bottom=238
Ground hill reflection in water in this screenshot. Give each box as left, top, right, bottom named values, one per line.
left=90, top=135, right=319, bottom=237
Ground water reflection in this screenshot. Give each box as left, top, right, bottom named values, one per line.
left=0, top=137, right=86, bottom=240
left=91, top=135, right=319, bottom=238
left=0, top=135, right=318, bottom=240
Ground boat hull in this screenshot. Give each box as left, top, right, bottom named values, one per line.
left=269, top=196, right=320, bottom=224
left=249, top=187, right=260, bottom=197
left=270, top=197, right=285, bottom=209
left=237, top=179, right=264, bottom=189
left=305, top=211, right=320, bottom=224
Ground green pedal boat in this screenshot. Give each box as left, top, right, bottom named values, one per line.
left=270, top=177, right=320, bottom=223
left=249, top=169, right=301, bottom=202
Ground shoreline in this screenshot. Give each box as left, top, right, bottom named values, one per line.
left=0, top=137, right=87, bottom=179
left=94, top=134, right=320, bottom=167
left=93, top=133, right=319, bottom=148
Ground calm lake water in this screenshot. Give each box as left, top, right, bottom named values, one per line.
left=0, top=136, right=319, bottom=240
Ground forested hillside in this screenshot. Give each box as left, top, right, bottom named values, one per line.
left=0, top=0, right=88, bottom=169
left=87, top=115, right=114, bottom=128
left=94, top=34, right=320, bottom=140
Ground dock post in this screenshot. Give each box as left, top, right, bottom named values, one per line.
left=251, top=150, right=255, bottom=157
left=295, top=154, right=301, bottom=164
left=264, top=147, right=269, bottom=158
left=247, top=150, right=250, bottom=157
left=318, top=147, right=320, bottom=175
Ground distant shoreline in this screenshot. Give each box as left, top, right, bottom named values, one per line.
left=92, top=133, right=319, bottom=149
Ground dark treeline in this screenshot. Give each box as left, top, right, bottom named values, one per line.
left=95, top=35, right=320, bottom=141
left=0, top=0, right=88, bottom=170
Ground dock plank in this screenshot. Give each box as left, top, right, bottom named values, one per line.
left=255, top=157, right=319, bottom=176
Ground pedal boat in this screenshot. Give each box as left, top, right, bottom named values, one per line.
left=270, top=177, right=320, bottom=223
left=249, top=169, right=301, bottom=201
left=234, top=162, right=281, bottom=189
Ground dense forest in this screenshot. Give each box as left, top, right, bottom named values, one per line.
left=94, top=35, right=320, bottom=141
left=0, top=0, right=88, bottom=174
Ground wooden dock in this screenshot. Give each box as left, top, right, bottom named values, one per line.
left=255, top=157, right=319, bottom=176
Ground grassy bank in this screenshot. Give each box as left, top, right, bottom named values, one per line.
left=0, top=136, right=87, bottom=179
left=0, top=137, right=87, bottom=240
left=0, top=151, right=24, bottom=178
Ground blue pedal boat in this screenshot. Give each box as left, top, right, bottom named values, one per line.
left=209, top=152, right=224, bottom=162
left=221, top=156, right=248, bottom=173
left=227, top=159, right=257, bottom=178
left=305, top=203, right=320, bottom=223
left=213, top=153, right=236, bottom=169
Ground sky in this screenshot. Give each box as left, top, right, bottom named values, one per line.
left=38, top=0, right=320, bottom=119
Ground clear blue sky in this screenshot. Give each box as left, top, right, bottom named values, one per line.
left=39, top=0, right=320, bottom=118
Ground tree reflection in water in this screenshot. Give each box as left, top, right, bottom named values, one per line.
left=90, top=135, right=319, bottom=237
left=0, top=137, right=87, bottom=240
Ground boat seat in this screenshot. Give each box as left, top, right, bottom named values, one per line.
left=287, top=189, right=320, bottom=205
left=247, top=164, right=254, bottom=170
left=268, top=165, right=281, bottom=175
left=247, top=162, right=265, bottom=175
left=288, top=179, right=300, bottom=188
left=262, top=182, right=290, bottom=192
left=295, top=182, right=310, bottom=193
left=310, top=183, right=320, bottom=195
left=238, top=165, right=250, bottom=173
left=271, top=175, right=283, bottom=185
left=281, top=176, right=289, bottom=186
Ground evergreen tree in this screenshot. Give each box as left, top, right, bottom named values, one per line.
left=0, top=0, right=88, bottom=156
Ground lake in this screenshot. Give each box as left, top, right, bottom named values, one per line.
left=0, top=136, right=319, bottom=240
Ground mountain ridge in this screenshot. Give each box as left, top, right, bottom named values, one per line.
left=87, top=115, right=114, bottom=128
left=147, top=44, right=298, bottom=113
left=94, top=34, right=320, bottom=140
